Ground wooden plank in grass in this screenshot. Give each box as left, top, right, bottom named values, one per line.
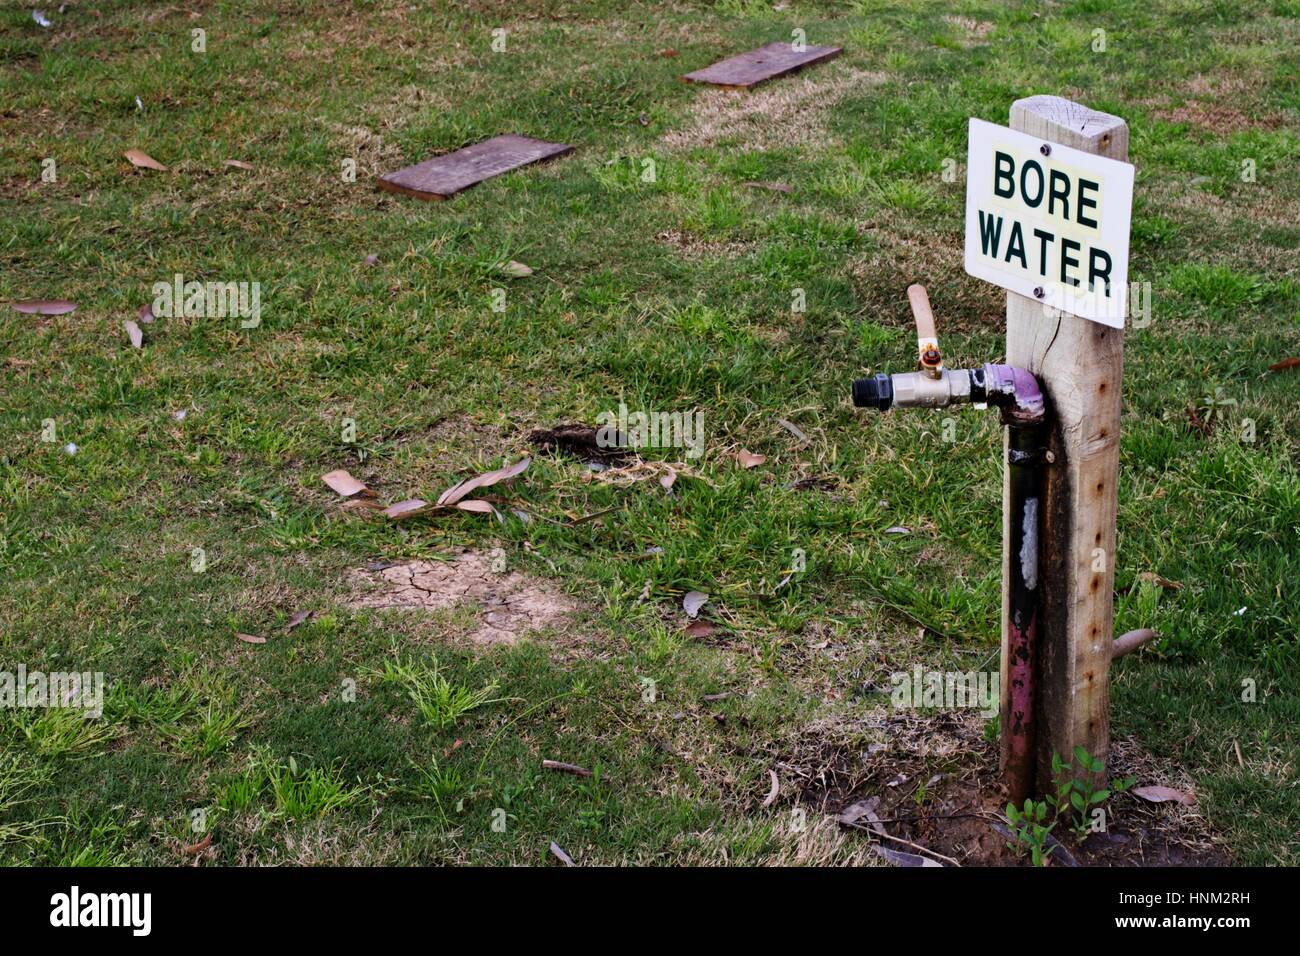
left=682, top=41, right=842, bottom=89
left=376, top=134, right=574, bottom=201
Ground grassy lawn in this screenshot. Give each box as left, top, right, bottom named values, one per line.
left=1, top=0, right=1296, bottom=867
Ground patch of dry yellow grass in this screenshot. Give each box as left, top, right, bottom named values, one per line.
left=661, top=65, right=888, bottom=152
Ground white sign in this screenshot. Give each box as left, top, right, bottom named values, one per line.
left=964, top=118, right=1134, bottom=328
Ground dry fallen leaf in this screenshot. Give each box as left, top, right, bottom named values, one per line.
left=737, top=449, right=766, bottom=469
left=182, top=832, right=213, bottom=856
left=285, top=609, right=313, bottom=630
left=1139, top=571, right=1183, bottom=591
left=454, top=499, right=497, bottom=514
left=321, top=469, right=370, bottom=498
left=223, top=159, right=255, bottom=171
left=364, top=253, right=379, bottom=266
left=501, top=260, right=533, bottom=278
left=12, top=299, right=76, bottom=315
left=1268, top=357, right=1300, bottom=372
left=123, top=319, right=143, bottom=350
left=683, top=620, right=716, bottom=638
left=1132, top=785, right=1195, bottom=806
left=743, top=181, right=794, bottom=194
left=124, top=148, right=167, bottom=171
left=382, top=499, right=430, bottom=520
left=875, top=846, right=943, bottom=867
left=884, top=525, right=911, bottom=535
left=761, top=769, right=780, bottom=808
left=776, top=417, right=809, bottom=442
left=660, top=464, right=677, bottom=491
left=549, top=842, right=575, bottom=867
left=542, top=759, right=593, bottom=777
left=235, top=632, right=266, bottom=645
left=137, top=303, right=155, bottom=324
left=437, top=458, right=529, bottom=507
left=837, top=796, right=886, bottom=833
left=683, top=590, right=709, bottom=619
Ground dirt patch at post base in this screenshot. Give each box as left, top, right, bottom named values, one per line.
left=778, top=710, right=1232, bottom=867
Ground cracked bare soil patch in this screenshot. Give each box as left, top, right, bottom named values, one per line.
left=351, top=551, right=576, bottom=646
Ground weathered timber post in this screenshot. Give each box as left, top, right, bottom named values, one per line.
left=1000, top=96, right=1130, bottom=793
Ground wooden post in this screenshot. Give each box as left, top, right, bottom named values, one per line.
left=1000, top=96, right=1129, bottom=794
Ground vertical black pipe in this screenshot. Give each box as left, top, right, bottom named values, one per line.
left=1004, top=422, right=1044, bottom=805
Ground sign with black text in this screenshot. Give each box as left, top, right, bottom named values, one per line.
left=964, top=118, right=1134, bottom=327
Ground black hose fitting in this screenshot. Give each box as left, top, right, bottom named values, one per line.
left=852, top=373, right=893, bottom=410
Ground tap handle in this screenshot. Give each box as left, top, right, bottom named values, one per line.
left=907, top=284, right=942, bottom=376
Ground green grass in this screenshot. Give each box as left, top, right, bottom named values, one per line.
left=0, top=0, right=1297, bottom=866
left=374, top=653, right=508, bottom=731
left=0, top=754, right=59, bottom=847
left=3, top=709, right=124, bottom=759
left=263, top=757, right=369, bottom=822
